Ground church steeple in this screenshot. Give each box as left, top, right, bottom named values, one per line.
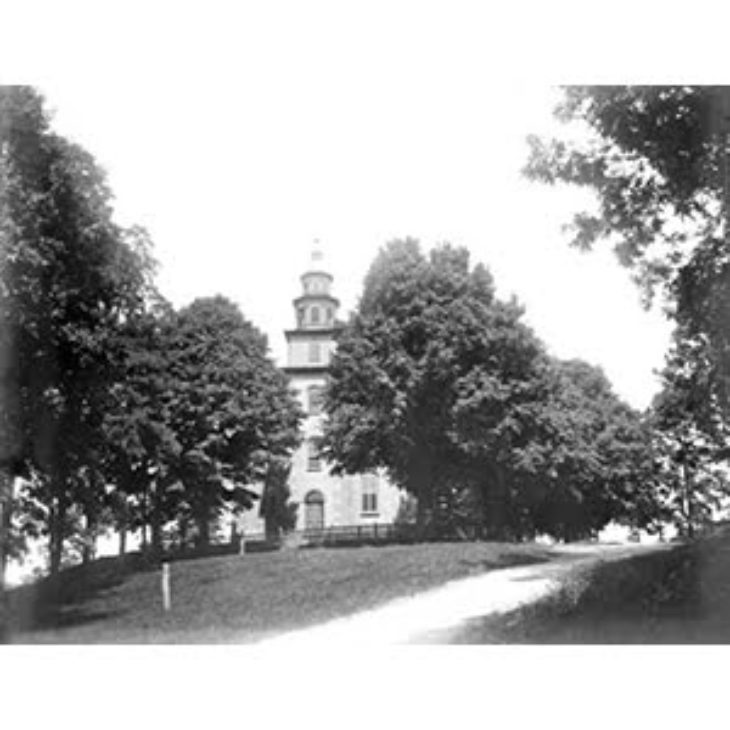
left=284, top=240, right=342, bottom=372
left=294, top=240, right=339, bottom=330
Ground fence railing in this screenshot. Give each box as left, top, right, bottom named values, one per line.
left=242, top=522, right=439, bottom=550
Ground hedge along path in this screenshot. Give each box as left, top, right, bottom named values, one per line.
left=254, top=543, right=671, bottom=646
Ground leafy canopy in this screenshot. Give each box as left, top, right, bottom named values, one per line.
left=322, top=237, right=660, bottom=539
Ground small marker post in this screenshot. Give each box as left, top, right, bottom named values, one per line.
left=161, top=561, right=171, bottom=612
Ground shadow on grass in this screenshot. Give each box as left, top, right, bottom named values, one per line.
left=2, top=554, right=148, bottom=640
left=458, top=551, right=554, bottom=573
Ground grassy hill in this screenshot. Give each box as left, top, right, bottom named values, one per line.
left=3, top=540, right=560, bottom=643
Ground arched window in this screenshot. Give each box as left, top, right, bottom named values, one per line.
left=307, top=384, right=324, bottom=415
left=326, top=306, right=333, bottom=324
left=310, top=305, right=320, bottom=325
left=304, top=490, right=325, bottom=531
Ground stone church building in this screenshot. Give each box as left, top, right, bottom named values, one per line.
left=242, top=246, right=403, bottom=536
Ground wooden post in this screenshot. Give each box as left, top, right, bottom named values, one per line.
left=161, top=562, right=171, bottom=612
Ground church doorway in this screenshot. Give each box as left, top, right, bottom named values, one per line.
left=304, top=490, right=325, bottom=532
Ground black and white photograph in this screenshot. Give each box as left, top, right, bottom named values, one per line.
left=2, top=4, right=729, bottom=721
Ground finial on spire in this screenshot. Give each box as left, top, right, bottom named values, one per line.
left=311, top=238, right=323, bottom=263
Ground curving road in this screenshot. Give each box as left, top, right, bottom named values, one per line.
left=254, top=543, right=663, bottom=646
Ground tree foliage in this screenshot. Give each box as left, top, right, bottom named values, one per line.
left=651, top=329, right=730, bottom=536
left=0, top=86, right=156, bottom=574
left=97, top=296, right=304, bottom=551
left=322, top=238, right=656, bottom=539
left=165, top=296, right=302, bottom=547
left=322, top=239, right=542, bottom=523
left=524, top=87, right=727, bottom=295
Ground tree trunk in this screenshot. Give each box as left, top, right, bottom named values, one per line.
left=414, top=472, right=434, bottom=538
left=49, top=495, right=65, bottom=576
left=179, top=517, right=188, bottom=552
left=231, top=519, right=241, bottom=545
left=0, top=494, right=6, bottom=642
left=151, top=522, right=162, bottom=558
left=195, top=513, right=210, bottom=549
left=682, top=457, right=694, bottom=539
left=0, top=468, right=12, bottom=594
left=264, top=514, right=277, bottom=543
left=149, top=480, right=164, bottom=558
left=82, top=511, right=97, bottom=565
left=0, top=497, right=5, bottom=595
left=486, top=466, right=507, bottom=541
left=118, top=527, right=127, bottom=557
left=416, top=495, right=427, bottom=535
left=81, top=539, right=93, bottom=565
left=141, top=479, right=149, bottom=553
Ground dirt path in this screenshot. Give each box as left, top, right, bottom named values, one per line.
left=255, top=543, right=664, bottom=646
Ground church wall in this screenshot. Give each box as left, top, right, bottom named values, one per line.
left=286, top=371, right=403, bottom=528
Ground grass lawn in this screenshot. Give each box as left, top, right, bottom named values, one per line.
left=4, top=540, right=560, bottom=643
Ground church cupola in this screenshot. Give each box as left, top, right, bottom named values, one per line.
left=284, top=240, right=342, bottom=372
left=293, top=243, right=340, bottom=330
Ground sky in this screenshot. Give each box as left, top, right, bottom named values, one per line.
left=3, top=3, right=676, bottom=409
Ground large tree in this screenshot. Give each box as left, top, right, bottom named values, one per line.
left=0, top=87, right=156, bottom=576
left=323, top=238, right=659, bottom=540
left=524, top=86, right=730, bottom=532
left=100, top=301, right=183, bottom=556
left=165, top=296, right=302, bottom=547
left=321, top=239, right=547, bottom=531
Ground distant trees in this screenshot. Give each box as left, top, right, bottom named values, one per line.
left=322, top=239, right=658, bottom=540
left=520, top=359, right=658, bottom=540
